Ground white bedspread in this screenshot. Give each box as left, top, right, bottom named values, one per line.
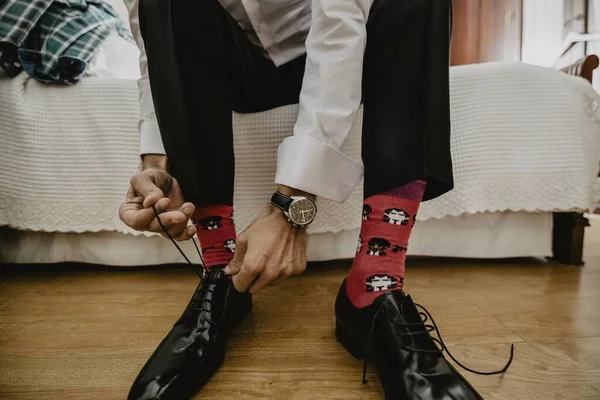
left=0, top=62, right=599, bottom=235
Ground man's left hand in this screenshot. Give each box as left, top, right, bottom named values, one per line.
left=223, top=205, right=308, bottom=294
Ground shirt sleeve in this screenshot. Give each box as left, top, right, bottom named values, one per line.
left=123, top=0, right=166, bottom=155
left=274, top=0, right=372, bottom=203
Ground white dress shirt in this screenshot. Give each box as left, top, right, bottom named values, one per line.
left=124, top=0, right=372, bottom=203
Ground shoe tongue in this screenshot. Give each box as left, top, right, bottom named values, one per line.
left=373, top=288, right=406, bottom=309
left=208, top=267, right=233, bottom=315
left=205, top=268, right=228, bottom=299
left=375, top=292, right=421, bottom=324
left=370, top=291, right=441, bottom=354
left=399, top=295, right=439, bottom=352
left=207, top=267, right=226, bottom=280
left=399, top=295, right=422, bottom=323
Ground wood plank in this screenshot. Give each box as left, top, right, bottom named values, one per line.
left=1, top=221, right=599, bottom=399
left=449, top=338, right=600, bottom=399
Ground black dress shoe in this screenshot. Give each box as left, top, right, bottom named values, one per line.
left=335, top=280, right=513, bottom=399
left=128, top=267, right=252, bottom=400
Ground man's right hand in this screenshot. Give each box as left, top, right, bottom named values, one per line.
left=119, top=156, right=196, bottom=241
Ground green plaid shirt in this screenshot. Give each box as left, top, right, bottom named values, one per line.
left=0, top=0, right=134, bottom=83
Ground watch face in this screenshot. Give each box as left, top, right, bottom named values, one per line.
left=288, top=198, right=316, bottom=226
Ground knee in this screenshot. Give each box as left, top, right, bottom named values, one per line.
left=138, top=0, right=171, bottom=39
left=140, top=0, right=227, bottom=46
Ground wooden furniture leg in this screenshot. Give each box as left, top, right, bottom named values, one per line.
left=551, top=212, right=590, bottom=265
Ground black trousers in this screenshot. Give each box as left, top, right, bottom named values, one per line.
left=139, top=0, right=453, bottom=206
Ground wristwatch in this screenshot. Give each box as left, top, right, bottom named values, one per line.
left=271, top=191, right=317, bottom=228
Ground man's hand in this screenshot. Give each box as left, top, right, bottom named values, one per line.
left=119, top=155, right=196, bottom=240
left=223, top=204, right=308, bottom=294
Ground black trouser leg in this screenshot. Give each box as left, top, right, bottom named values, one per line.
left=139, top=0, right=304, bottom=206
left=363, top=0, right=453, bottom=201
left=140, top=0, right=453, bottom=205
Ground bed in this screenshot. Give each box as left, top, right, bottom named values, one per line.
left=0, top=54, right=599, bottom=266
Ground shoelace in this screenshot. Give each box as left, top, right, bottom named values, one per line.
left=362, top=302, right=514, bottom=384
left=152, top=205, right=221, bottom=328
left=153, top=205, right=514, bottom=377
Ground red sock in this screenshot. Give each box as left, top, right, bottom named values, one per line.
left=346, top=180, right=426, bottom=308
left=193, top=205, right=236, bottom=270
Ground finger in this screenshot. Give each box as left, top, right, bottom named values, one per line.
left=142, top=191, right=165, bottom=209
left=147, top=210, right=188, bottom=233
left=173, top=225, right=197, bottom=241
left=292, top=262, right=307, bottom=275
left=269, top=276, right=286, bottom=287
left=120, top=202, right=156, bottom=231
left=248, top=268, right=279, bottom=294
left=224, top=237, right=247, bottom=276
left=154, top=197, right=171, bottom=212
left=165, top=223, right=190, bottom=239
left=123, top=208, right=157, bottom=231
left=122, top=195, right=170, bottom=227
left=232, top=254, right=266, bottom=292
left=129, top=173, right=166, bottom=208
left=157, top=225, right=186, bottom=239
left=180, top=202, right=195, bottom=219
left=119, top=188, right=143, bottom=221
left=119, top=188, right=138, bottom=214
left=124, top=186, right=138, bottom=202
left=268, top=269, right=292, bottom=287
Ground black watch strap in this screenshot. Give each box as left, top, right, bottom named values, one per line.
left=271, top=191, right=294, bottom=211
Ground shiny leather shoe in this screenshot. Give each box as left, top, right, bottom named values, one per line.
left=128, top=267, right=252, bottom=400
left=335, top=280, right=513, bottom=399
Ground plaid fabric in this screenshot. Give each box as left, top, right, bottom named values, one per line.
left=0, top=0, right=133, bottom=83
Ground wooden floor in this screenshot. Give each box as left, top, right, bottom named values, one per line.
left=1, top=220, right=600, bottom=400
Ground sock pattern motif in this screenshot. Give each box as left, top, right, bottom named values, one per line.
left=346, top=180, right=426, bottom=308
left=193, top=205, right=236, bottom=269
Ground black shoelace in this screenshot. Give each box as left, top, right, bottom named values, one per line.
left=362, top=303, right=514, bottom=385
left=153, top=206, right=514, bottom=377
left=152, top=205, right=220, bottom=328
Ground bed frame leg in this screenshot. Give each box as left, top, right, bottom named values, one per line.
left=551, top=212, right=589, bottom=265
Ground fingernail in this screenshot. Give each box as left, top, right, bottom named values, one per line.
left=159, top=198, right=171, bottom=208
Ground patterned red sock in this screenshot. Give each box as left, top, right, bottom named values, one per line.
left=192, top=205, right=236, bottom=270
left=346, top=180, right=426, bottom=308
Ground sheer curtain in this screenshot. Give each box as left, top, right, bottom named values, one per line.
left=587, top=0, right=600, bottom=91
left=521, top=0, right=564, bottom=67
left=588, top=0, right=600, bottom=53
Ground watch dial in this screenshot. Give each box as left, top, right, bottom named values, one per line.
left=289, top=198, right=316, bottom=225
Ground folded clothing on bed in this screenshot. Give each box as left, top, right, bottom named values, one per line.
left=0, top=0, right=133, bottom=83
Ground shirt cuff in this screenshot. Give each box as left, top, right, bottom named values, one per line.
left=275, top=135, right=364, bottom=203
left=139, top=119, right=166, bottom=155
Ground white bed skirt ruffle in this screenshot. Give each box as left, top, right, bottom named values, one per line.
left=0, top=212, right=552, bottom=265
